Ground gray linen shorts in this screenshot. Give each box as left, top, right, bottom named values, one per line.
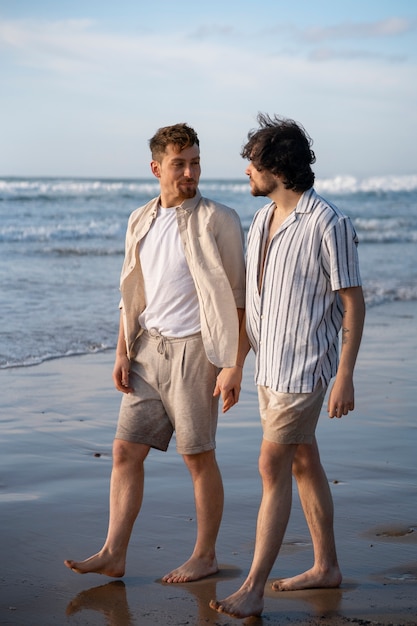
left=258, top=381, right=327, bottom=445
left=116, top=330, right=220, bottom=454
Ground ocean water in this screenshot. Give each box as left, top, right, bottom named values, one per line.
left=1, top=175, right=417, bottom=369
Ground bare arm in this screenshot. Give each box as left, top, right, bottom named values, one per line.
left=214, top=310, right=252, bottom=413
left=112, top=311, right=133, bottom=394
left=327, top=286, right=365, bottom=418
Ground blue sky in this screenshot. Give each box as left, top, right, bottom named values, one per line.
left=1, top=0, right=416, bottom=178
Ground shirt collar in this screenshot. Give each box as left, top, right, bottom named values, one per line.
left=156, top=189, right=201, bottom=213
left=178, top=189, right=201, bottom=213
left=295, top=187, right=316, bottom=214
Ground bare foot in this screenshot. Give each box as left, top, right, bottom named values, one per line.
left=209, top=586, right=264, bottom=619
left=272, top=565, right=342, bottom=591
left=162, top=555, right=218, bottom=583
left=64, top=550, right=125, bottom=578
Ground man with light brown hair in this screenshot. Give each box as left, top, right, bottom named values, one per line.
left=65, top=123, right=245, bottom=583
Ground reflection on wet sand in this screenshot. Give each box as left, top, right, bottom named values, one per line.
left=264, top=579, right=349, bottom=617
left=66, top=565, right=244, bottom=626
left=158, top=565, right=245, bottom=624
left=65, top=566, right=353, bottom=625
left=66, top=580, right=135, bottom=626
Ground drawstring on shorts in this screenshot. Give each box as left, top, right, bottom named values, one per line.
left=148, top=328, right=168, bottom=358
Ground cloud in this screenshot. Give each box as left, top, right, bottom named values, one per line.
left=0, top=17, right=236, bottom=78
left=0, top=18, right=108, bottom=73
left=309, top=47, right=407, bottom=63
left=302, top=17, right=417, bottom=43
left=187, top=23, right=235, bottom=39
left=2, top=14, right=414, bottom=86
left=1, top=15, right=415, bottom=109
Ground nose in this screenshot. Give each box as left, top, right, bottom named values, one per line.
left=183, top=162, right=197, bottom=179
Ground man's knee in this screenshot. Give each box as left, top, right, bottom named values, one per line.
left=258, top=440, right=295, bottom=482
left=182, top=449, right=217, bottom=474
left=112, top=439, right=149, bottom=468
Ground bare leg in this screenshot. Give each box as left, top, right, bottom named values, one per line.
left=163, top=449, right=223, bottom=583
left=272, top=437, right=342, bottom=591
left=64, top=439, right=150, bottom=577
left=210, top=440, right=297, bottom=618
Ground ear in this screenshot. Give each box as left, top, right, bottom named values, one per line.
left=150, top=160, right=161, bottom=179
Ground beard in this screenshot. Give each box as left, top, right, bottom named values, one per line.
left=178, top=180, right=197, bottom=199
left=250, top=178, right=278, bottom=197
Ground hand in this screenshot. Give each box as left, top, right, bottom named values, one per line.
left=112, top=354, right=133, bottom=394
left=327, top=374, right=354, bottom=418
left=213, top=366, right=243, bottom=413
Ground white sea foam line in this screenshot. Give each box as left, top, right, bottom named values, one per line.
left=1, top=174, right=417, bottom=195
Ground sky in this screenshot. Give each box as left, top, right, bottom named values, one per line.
left=1, top=0, right=416, bottom=179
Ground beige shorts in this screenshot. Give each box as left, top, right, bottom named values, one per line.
left=116, top=331, right=220, bottom=455
left=258, top=381, right=326, bottom=445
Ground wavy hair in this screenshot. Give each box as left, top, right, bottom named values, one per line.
left=149, top=123, right=199, bottom=161
left=241, top=114, right=316, bottom=192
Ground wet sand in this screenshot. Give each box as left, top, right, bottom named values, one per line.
left=1, top=300, right=416, bottom=625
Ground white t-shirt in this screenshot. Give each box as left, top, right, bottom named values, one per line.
left=138, top=206, right=201, bottom=336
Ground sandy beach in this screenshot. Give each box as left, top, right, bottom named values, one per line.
left=1, top=300, right=416, bottom=626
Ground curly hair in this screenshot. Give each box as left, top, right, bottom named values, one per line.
left=149, top=123, right=199, bottom=161
left=241, top=113, right=316, bottom=192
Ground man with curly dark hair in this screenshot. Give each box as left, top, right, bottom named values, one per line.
left=211, top=114, right=365, bottom=618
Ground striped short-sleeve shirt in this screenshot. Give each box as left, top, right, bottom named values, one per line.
left=246, top=188, right=362, bottom=393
